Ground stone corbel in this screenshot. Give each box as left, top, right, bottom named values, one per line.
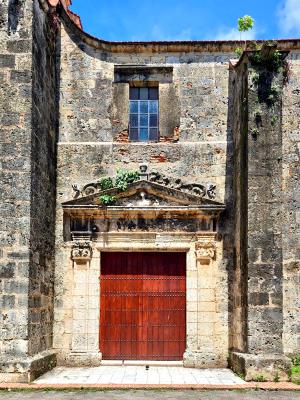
left=71, top=242, right=93, bottom=263
left=195, top=239, right=216, bottom=263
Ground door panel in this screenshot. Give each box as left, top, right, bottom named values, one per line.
left=100, top=252, right=186, bottom=360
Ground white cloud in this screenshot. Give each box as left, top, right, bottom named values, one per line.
left=278, top=0, right=300, bottom=36
left=214, top=27, right=256, bottom=41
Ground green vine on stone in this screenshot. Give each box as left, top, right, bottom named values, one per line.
left=249, top=51, right=263, bottom=66
left=266, top=86, right=280, bottom=105
left=235, top=47, right=243, bottom=58
left=272, top=50, right=284, bottom=72
left=249, top=48, right=284, bottom=73
left=114, top=169, right=140, bottom=191
left=98, top=169, right=139, bottom=206
left=98, top=177, right=114, bottom=190
left=99, top=195, right=116, bottom=206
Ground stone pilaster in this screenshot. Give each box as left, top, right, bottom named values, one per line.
left=184, top=235, right=227, bottom=368
left=231, top=47, right=291, bottom=381
left=68, top=242, right=101, bottom=366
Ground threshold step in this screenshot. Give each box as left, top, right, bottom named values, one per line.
left=101, top=360, right=183, bottom=367
left=101, top=360, right=123, bottom=366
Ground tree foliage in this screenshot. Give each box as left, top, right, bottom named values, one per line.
left=238, top=15, right=254, bottom=33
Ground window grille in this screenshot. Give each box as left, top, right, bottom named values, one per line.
left=129, top=87, right=159, bottom=142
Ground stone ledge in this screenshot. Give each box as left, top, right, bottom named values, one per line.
left=0, top=350, right=57, bottom=383
left=230, top=352, right=292, bottom=382
left=58, top=352, right=102, bottom=367
left=183, top=350, right=227, bottom=368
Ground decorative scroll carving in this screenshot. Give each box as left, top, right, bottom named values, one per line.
left=207, top=184, right=217, bottom=200
left=71, top=168, right=217, bottom=201
left=72, top=184, right=81, bottom=198
left=139, top=162, right=149, bottom=181
left=195, top=240, right=216, bottom=260
left=149, top=171, right=207, bottom=198
left=71, top=242, right=92, bottom=262
left=83, top=185, right=97, bottom=196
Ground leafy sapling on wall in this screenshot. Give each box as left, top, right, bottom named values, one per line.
left=238, top=15, right=254, bottom=38
left=98, top=169, right=140, bottom=206
left=235, top=15, right=255, bottom=58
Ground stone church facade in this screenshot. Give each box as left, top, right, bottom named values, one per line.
left=0, top=0, right=299, bottom=383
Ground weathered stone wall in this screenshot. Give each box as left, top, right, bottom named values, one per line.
left=53, top=20, right=234, bottom=367
left=230, top=60, right=248, bottom=354
left=230, top=49, right=295, bottom=380
left=1, top=0, right=300, bottom=381
left=28, top=0, right=59, bottom=357
left=231, top=51, right=300, bottom=369
left=282, top=53, right=300, bottom=356
left=246, top=57, right=284, bottom=357
left=0, top=0, right=34, bottom=382
left=0, top=0, right=57, bottom=382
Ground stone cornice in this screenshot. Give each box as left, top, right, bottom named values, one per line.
left=40, top=0, right=300, bottom=54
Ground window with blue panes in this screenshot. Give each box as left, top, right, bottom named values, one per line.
left=129, top=87, right=159, bottom=142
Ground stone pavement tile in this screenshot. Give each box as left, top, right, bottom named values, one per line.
left=147, top=374, right=160, bottom=384
left=97, top=374, right=114, bottom=384
left=8, top=367, right=300, bottom=391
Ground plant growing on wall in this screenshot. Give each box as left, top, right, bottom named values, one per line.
left=115, top=169, right=140, bottom=191
left=98, top=177, right=114, bottom=190
left=249, top=47, right=284, bottom=73
left=98, top=169, right=140, bottom=206
left=235, top=15, right=254, bottom=58
left=238, top=15, right=254, bottom=37
left=99, top=194, right=117, bottom=206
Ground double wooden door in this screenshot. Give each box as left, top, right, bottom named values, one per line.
left=100, top=252, right=186, bottom=360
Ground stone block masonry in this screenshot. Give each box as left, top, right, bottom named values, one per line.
left=0, top=0, right=34, bottom=383
left=0, top=0, right=58, bottom=382
left=1, top=0, right=300, bottom=383
left=230, top=46, right=297, bottom=381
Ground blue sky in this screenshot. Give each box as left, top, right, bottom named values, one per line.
left=70, top=0, right=300, bottom=42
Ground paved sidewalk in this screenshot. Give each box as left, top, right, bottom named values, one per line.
left=0, top=390, right=299, bottom=399
left=34, top=366, right=246, bottom=385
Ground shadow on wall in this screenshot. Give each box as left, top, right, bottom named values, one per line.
left=225, top=66, right=248, bottom=356
left=8, top=0, right=25, bottom=34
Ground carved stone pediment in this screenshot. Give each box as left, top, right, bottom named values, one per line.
left=72, top=170, right=218, bottom=200
left=63, top=180, right=225, bottom=238
left=63, top=180, right=225, bottom=212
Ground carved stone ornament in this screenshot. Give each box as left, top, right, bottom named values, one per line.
left=195, top=240, right=216, bottom=260
left=73, top=168, right=218, bottom=201
left=71, top=242, right=92, bottom=262
left=207, top=184, right=217, bottom=200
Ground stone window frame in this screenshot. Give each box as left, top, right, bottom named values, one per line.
left=112, top=66, right=180, bottom=143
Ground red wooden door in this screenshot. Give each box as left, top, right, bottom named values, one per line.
left=100, top=252, right=186, bottom=360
